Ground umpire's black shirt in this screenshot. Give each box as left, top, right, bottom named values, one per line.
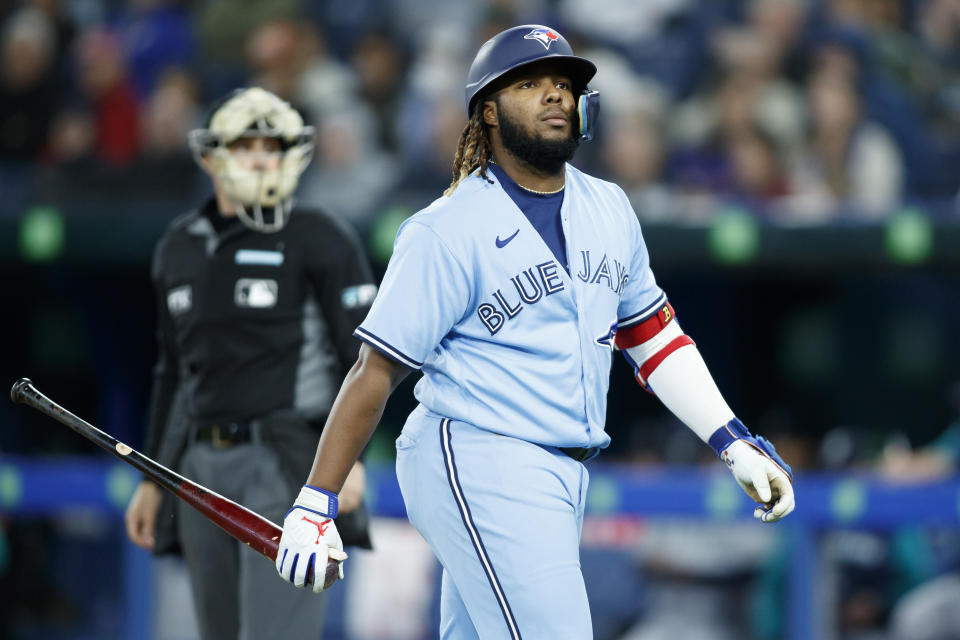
left=143, top=199, right=376, bottom=460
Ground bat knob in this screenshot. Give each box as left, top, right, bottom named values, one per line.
left=10, top=378, right=33, bottom=404
left=308, top=557, right=342, bottom=590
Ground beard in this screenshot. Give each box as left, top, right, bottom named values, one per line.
left=495, top=100, right=579, bottom=176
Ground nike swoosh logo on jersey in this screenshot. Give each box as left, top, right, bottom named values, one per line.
left=496, top=229, right=519, bottom=248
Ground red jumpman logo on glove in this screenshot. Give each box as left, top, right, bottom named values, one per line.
left=301, top=516, right=331, bottom=543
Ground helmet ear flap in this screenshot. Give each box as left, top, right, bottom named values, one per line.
left=577, top=90, right=600, bottom=141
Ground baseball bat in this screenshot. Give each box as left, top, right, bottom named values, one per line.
left=10, top=378, right=345, bottom=588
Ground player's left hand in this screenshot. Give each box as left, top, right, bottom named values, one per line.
left=722, top=439, right=795, bottom=523
left=276, top=485, right=346, bottom=593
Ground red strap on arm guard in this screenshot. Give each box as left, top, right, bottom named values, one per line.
left=615, top=302, right=695, bottom=390
left=615, top=302, right=677, bottom=349
left=636, top=335, right=696, bottom=386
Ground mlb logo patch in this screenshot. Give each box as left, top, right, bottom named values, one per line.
left=235, top=279, right=278, bottom=308
left=524, top=28, right=559, bottom=49
left=167, top=285, right=192, bottom=315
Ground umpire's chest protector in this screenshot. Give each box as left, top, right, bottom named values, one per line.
left=160, top=217, right=312, bottom=364
left=364, top=165, right=663, bottom=449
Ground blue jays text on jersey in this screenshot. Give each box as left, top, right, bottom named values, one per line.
left=355, top=165, right=666, bottom=450
left=476, top=251, right=630, bottom=335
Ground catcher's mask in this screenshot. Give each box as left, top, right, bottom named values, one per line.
left=188, top=87, right=315, bottom=233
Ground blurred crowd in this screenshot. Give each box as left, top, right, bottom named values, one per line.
left=0, top=0, right=958, bottom=230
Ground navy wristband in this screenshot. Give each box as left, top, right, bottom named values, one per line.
left=708, top=418, right=751, bottom=456
left=708, top=418, right=793, bottom=481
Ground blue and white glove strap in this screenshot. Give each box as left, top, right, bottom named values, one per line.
left=708, top=418, right=793, bottom=481
left=708, top=417, right=750, bottom=454
left=289, top=484, right=339, bottom=519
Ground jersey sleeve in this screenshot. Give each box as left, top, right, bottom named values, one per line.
left=616, top=191, right=667, bottom=328
left=142, top=241, right=184, bottom=467
left=355, top=220, right=470, bottom=369
left=304, top=214, right=377, bottom=378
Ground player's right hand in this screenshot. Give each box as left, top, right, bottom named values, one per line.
left=276, top=485, right=345, bottom=593
left=722, top=439, right=795, bottom=523
left=125, top=480, right=162, bottom=550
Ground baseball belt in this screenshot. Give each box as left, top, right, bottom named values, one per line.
left=193, top=421, right=259, bottom=448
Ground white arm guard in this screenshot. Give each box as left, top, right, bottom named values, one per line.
left=623, top=323, right=734, bottom=444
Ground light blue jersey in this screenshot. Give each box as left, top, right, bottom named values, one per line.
left=356, top=165, right=665, bottom=449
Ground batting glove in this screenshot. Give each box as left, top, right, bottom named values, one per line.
left=276, top=485, right=345, bottom=593
left=710, top=419, right=795, bottom=523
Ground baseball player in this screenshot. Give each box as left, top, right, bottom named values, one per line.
left=275, top=26, right=795, bottom=639
left=123, top=87, right=376, bottom=640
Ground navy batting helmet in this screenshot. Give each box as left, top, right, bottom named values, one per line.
left=465, top=25, right=597, bottom=114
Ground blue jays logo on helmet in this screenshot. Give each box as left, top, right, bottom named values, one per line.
left=464, top=24, right=597, bottom=114
left=524, top=27, right=559, bottom=50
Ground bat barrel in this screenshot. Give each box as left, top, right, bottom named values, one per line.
left=12, top=378, right=137, bottom=466
left=10, top=378, right=188, bottom=500
left=10, top=378, right=289, bottom=566
left=10, top=378, right=33, bottom=404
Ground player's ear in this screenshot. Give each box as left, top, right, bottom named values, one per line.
left=482, top=99, right=498, bottom=128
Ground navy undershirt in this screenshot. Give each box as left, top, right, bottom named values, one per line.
left=488, top=163, right=568, bottom=273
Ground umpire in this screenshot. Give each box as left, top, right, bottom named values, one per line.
left=124, top=87, right=374, bottom=640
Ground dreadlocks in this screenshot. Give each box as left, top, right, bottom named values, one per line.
left=444, top=102, right=494, bottom=197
